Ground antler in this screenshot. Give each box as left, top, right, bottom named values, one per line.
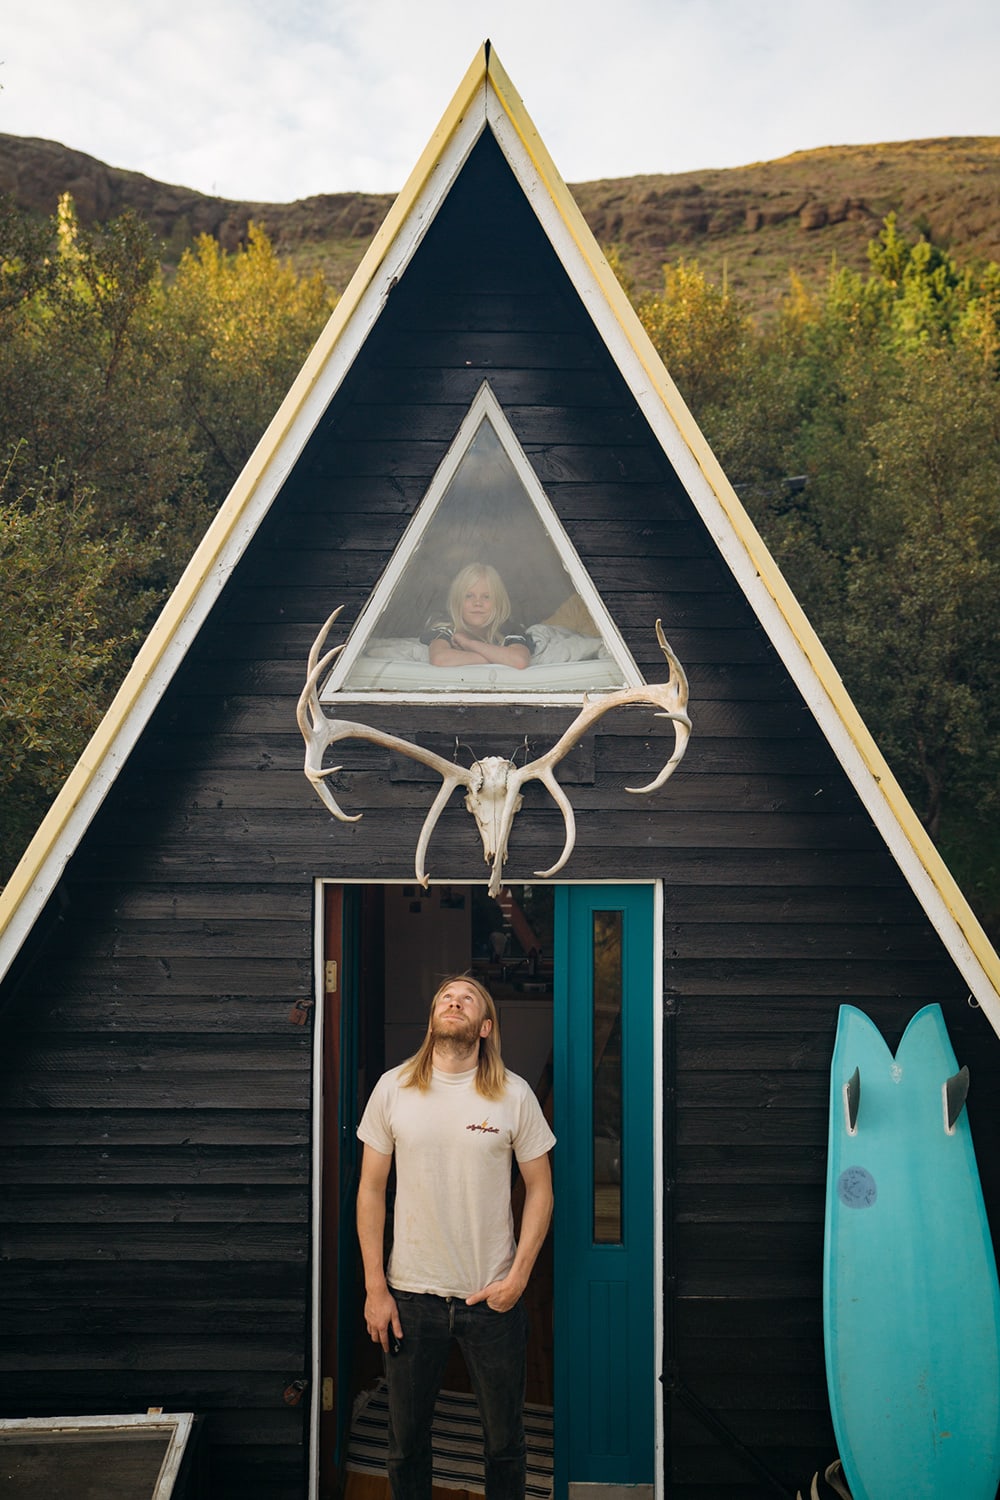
left=297, top=609, right=691, bottom=896
left=508, top=619, right=691, bottom=880
left=297, top=607, right=477, bottom=887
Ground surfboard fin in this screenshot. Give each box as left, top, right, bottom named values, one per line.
left=945, top=1064, right=970, bottom=1131
left=845, top=1066, right=860, bottom=1134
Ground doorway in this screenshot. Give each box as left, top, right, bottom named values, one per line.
left=313, top=882, right=660, bottom=1500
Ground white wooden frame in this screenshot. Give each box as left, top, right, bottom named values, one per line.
left=0, top=1412, right=195, bottom=1498
left=322, top=380, right=644, bottom=705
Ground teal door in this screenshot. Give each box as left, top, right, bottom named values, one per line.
left=554, top=885, right=657, bottom=1494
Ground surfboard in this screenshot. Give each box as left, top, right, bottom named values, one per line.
left=824, top=1003, right=1000, bottom=1500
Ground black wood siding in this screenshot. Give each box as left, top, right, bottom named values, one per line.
left=2, top=129, right=999, bottom=1500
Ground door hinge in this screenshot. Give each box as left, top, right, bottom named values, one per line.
left=324, top=960, right=338, bottom=993
left=322, top=1376, right=334, bottom=1412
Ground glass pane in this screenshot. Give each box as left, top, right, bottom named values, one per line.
left=593, top=910, right=623, bottom=1244
left=335, top=416, right=627, bottom=694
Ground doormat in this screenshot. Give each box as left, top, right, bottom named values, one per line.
left=347, top=1380, right=554, bottom=1498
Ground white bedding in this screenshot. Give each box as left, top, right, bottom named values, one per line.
left=340, top=625, right=624, bottom=693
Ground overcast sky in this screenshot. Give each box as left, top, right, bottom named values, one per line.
left=2, top=0, right=998, bottom=203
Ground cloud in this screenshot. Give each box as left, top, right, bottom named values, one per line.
left=1, top=0, right=998, bottom=202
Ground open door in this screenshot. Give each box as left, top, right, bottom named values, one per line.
left=319, top=882, right=555, bottom=1500
left=554, top=885, right=657, bottom=1498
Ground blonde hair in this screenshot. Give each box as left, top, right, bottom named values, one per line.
left=446, top=564, right=512, bottom=644
left=401, top=974, right=507, bottom=1099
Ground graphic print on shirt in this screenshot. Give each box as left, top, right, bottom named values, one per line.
left=466, top=1118, right=501, bottom=1135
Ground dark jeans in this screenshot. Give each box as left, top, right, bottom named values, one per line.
left=386, top=1289, right=528, bottom=1500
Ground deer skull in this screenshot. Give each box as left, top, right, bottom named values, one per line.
left=464, top=756, right=524, bottom=872
left=297, top=607, right=691, bottom=897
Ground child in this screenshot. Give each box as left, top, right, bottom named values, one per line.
left=421, top=563, right=533, bottom=670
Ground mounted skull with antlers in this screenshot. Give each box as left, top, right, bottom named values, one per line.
left=297, top=607, right=692, bottom=897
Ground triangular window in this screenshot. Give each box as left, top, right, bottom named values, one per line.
left=325, top=383, right=642, bottom=702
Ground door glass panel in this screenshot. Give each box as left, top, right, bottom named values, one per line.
left=592, top=910, right=623, bottom=1244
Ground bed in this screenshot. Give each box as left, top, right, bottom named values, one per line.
left=336, top=623, right=626, bottom=694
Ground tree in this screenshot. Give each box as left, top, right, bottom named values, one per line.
left=159, top=224, right=335, bottom=495
left=637, top=259, right=754, bottom=417
left=0, top=452, right=145, bottom=874
left=633, top=221, right=1000, bottom=934
left=840, top=347, right=1000, bottom=836
left=742, top=228, right=1000, bottom=930
left=0, top=194, right=209, bottom=584
left=0, top=201, right=334, bottom=881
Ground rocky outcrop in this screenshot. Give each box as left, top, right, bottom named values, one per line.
left=0, top=132, right=395, bottom=259
left=3, top=130, right=999, bottom=316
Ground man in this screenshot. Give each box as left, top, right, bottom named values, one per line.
left=357, top=974, right=555, bottom=1500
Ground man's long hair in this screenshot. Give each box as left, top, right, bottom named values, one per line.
left=401, top=974, right=507, bottom=1099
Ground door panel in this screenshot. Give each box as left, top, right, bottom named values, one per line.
left=554, top=885, right=656, bottom=1493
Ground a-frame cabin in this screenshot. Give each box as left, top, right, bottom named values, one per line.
left=2, top=45, right=999, bottom=1500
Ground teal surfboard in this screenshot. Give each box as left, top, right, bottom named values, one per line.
left=824, top=1004, right=1000, bottom=1500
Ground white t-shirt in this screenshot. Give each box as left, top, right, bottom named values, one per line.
left=357, top=1061, right=555, bottom=1299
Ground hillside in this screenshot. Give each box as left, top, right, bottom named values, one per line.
left=2, top=131, right=1000, bottom=318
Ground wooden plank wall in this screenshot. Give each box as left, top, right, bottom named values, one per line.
left=2, top=129, right=999, bottom=1500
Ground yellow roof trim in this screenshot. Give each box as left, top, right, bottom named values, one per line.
left=3, top=44, right=998, bottom=1020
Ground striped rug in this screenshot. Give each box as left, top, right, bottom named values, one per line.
left=347, top=1380, right=554, bottom=1498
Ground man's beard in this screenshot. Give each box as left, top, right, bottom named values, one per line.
left=431, top=1012, right=482, bottom=1057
